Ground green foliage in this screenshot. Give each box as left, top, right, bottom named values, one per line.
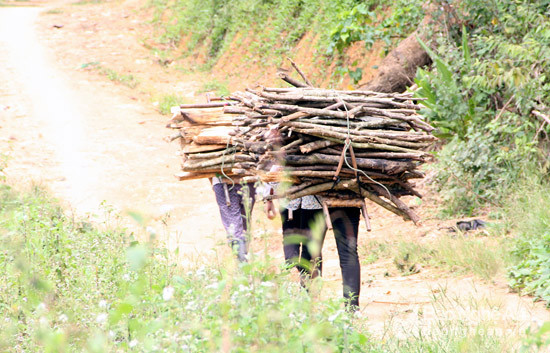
left=0, top=186, right=374, bottom=352
left=508, top=177, right=550, bottom=304
left=148, top=0, right=423, bottom=78
left=197, top=79, right=230, bottom=97
left=522, top=322, right=550, bottom=352
left=81, top=62, right=139, bottom=88
left=392, top=234, right=508, bottom=280
left=414, top=0, right=550, bottom=215
left=327, top=0, right=424, bottom=56
left=156, top=93, right=182, bottom=115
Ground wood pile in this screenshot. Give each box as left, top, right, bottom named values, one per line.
left=167, top=72, right=436, bottom=223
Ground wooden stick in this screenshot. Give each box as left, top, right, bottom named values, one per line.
left=277, top=71, right=309, bottom=88
left=533, top=110, right=550, bottom=125
left=287, top=58, right=313, bottom=86
left=322, top=201, right=333, bottom=230
left=285, top=153, right=416, bottom=175
left=180, top=102, right=233, bottom=109
left=300, top=140, right=338, bottom=154
left=361, top=200, right=372, bottom=232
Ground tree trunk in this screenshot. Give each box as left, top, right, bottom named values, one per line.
left=360, top=6, right=436, bottom=93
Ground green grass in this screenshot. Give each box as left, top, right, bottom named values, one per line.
left=81, top=62, right=139, bottom=88
left=0, top=185, right=372, bottom=351
left=359, top=233, right=510, bottom=281
left=155, top=94, right=182, bottom=115
left=197, top=79, right=230, bottom=97
left=72, top=0, right=103, bottom=5
left=508, top=175, right=550, bottom=302
left=359, top=239, right=391, bottom=265
left=44, top=8, right=63, bottom=14
left=0, top=184, right=541, bottom=351
left=392, top=234, right=510, bottom=280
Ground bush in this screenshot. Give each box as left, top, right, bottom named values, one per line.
left=415, top=0, right=550, bottom=215
left=0, top=186, right=370, bottom=351
left=508, top=177, right=550, bottom=303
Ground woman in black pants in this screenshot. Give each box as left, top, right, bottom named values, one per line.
left=328, top=207, right=361, bottom=309
left=267, top=196, right=362, bottom=309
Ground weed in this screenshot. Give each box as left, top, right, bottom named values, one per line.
left=197, top=79, right=230, bottom=97
left=508, top=175, right=550, bottom=303
left=44, top=8, right=63, bottom=14
left=359, top=239, right=391, bottom=265
left=0, top=186, right=370, bottom=351
left=392, top=235, right=509, bottom=280
left=81, top=62, right=139, bottom=88
left=155, top=94, right=181, bottom=115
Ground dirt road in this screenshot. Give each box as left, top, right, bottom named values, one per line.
left=0, top=3, right=226, bottom=256
left=0, top=0, right=548, bottom=340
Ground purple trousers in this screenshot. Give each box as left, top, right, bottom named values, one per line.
left=212, top=182, right=256, bottom=243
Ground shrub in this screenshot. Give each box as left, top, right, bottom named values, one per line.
left=415, top=0, right=550, bottom=215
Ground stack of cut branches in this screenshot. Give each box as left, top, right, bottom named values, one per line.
left=167, top=70, right=436, bottom=223
left=165, top=102, right=258, bottom=181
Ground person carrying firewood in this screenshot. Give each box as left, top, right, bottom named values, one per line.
left=211, top=177, right=256, bottom=262
left=265, top=190, right=362, bottom=310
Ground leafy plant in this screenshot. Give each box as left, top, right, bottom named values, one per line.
left=0, top=186, right=373, bottom=351
left=81, top=62, right=139, bottom=88
left=327, top=0, right=424, bottom=55
left=508, top=177, right=550, bottom=303
left=156, top=93, right=182, bottom=115
left=197, top=79, right=230, bottom=97
left=414, top=1, right=550, bottom=215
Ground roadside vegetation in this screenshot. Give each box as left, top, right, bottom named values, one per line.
left=146, top=0, right=426, bottom=84
left=0, top=185, right=371, bottom=351
left=81, top=62, right=139, bottom=89
left=0, top=184, right=536, bottom=352
left=410, top=1, right=550, bottom=309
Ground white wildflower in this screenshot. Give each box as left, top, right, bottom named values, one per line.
left=260, top=281, right=275, bottom=287
left=58, top=314, right=68, bottom=323
left=129, top=339, right=139, bottom=348
left=36, top=302, right=47, bottom=311
left=96, top=313, right=108, bottom=323
left=122, top=273, right=131, bottom=281
left=163, top=286, right=175, bottom=301
left=328, top=312, right=341, bottom=323
left=108, top=330, right=116, bottom=338
left=99, top=300, right=108, bottom=308
left=205, top=282, right=218, bottom=290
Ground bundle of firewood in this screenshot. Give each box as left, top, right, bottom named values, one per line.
left=167, top=72, right=436, bottom=223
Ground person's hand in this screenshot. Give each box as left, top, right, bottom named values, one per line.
left=265, top=200, right=277, bottom=220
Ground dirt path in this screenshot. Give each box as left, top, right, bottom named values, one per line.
left=0, top=2, right=226, bottom=257
left=0, top=0, right=548, bottom=342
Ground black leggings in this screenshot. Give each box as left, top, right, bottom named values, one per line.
left=329, top=207, right=361, bottom=308
left=281, top=207, right=361, bottom=307
left=281, top=208, right=325, bottom=278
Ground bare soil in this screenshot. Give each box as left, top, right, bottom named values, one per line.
left=0, top=0, right=548, bottom=339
